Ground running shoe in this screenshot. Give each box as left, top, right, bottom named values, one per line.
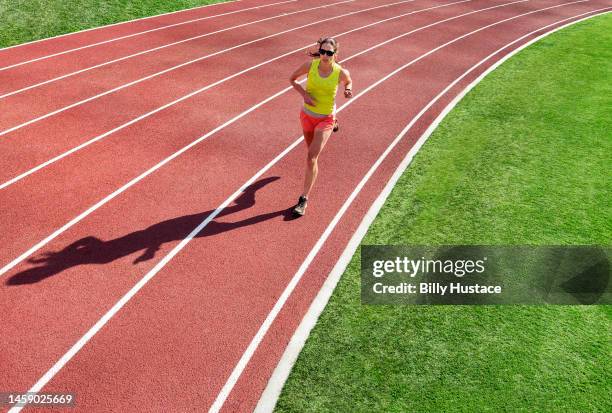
left=293, top=195, right=308, bottom=217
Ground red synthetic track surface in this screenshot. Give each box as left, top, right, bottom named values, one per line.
left=1, top=0, right=609, bottom=411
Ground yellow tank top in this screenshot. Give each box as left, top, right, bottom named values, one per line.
left=304, top=58, right=341, bottom=115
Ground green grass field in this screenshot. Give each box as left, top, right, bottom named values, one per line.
left=275, top=13, right=612, bottom=413
left=0, top=0, right=228, bottom=48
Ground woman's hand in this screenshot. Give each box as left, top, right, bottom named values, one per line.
left=303, top=93, right=316, bottom=106
left=344, top=88, right=353, bottom=98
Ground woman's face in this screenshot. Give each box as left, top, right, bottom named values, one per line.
left=319, top=42, right=335, bottom=63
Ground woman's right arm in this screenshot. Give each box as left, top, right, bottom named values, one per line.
left=290, top=61, right=315, bottom=105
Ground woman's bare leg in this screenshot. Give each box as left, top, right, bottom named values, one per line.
left=302, top=127, right=333, bottom=198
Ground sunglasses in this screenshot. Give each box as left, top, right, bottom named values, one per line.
left=319, top=48, right=335, bottom=56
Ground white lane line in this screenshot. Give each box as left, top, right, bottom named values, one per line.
left=254, top=8, right=611, bottom=412
left=0, top=0, right=488, bottom=191
left=0, top=0, right=338, bottom=98
left=0, top=0, right=394, bottom=138
left=0, top=0, right=485, bottom=274
left=0, top=0, right=298, bottom=71
left=0, top=0, right=244, bottom=53
left=10, top=2, right=591, bottom=411
left=209, top=1, right=596, bottom=411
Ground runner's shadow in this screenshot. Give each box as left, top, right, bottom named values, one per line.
left=7, top=177, right=296, bottom=286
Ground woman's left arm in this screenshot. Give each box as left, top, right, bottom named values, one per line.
left=340, top=68, right=353, bottom=98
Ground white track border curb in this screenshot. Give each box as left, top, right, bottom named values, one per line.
left=254, top=9, right=611, bottom=413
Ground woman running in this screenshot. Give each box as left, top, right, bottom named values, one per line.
left=289, top=37, right=353, bottom=217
